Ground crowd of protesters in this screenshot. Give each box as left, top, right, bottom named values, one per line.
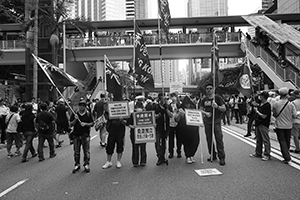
left=1, top=84, right=300, bottom=173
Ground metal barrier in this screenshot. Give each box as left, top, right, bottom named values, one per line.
left=0, top=40, right=25, bottom=49
left=246, top=39, right=300, bottom=88
left=66, top=32, right=241, bottom=48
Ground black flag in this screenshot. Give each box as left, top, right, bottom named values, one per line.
left=104, top=55, right=123, bottom=101
left=158, top=0, right=171, bottom=35
left=134, top=23, right=155, bottom=90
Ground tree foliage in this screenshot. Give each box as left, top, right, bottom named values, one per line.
left=0, top=0, right=25, bottom=24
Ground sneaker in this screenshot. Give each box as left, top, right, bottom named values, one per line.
left=186, top=157, right=192, bottom=164
left=116, top=161, right=122, bottom=169
left=177, top=153, right=182, bottom=158
left=21, top=158, right=29, bottom=163
left=84, top=165, right=90, bottom=173
left=102, top=161, right=112, bottom=169
left=191, top=157, right=195, bottom=163
left=140, top=163, right=146, bottom=167
left=219, top=158, right=226, bottom=166
left=289, top=149, right=300, bottom=154
left=262, top=156, right=271, bottom=161
left=168, top=154, right=174, bottom=159
left=50, top=153, right=57, bottom=158
left=250, top=153, right=262, bottom=158
left=244, top=134, right=251, bottom=137
left=39, top=157, right=45, bottom=162
left=7, top=154, right=13, bottom=158
left=72, top=165, right=81, bottom=173
left=282, top=159, right=291, bottom=164
left=14, top=151, right=22, bottom=157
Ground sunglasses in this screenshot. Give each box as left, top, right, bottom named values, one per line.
left=206, top=87, right=213, bottom=90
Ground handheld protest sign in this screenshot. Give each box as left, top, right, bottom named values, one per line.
left=133, top=111, right=155, bottom=126
left=134, top=126, right=156, bottom=144
left=185, top=109, right=203, bottom=126
left=107, top=101, right=130, bottom=119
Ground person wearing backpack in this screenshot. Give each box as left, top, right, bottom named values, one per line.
left=69, top=100, right=94, bottom=173
left=5, top=105, right=23, bottom=158
left=36, top=102, right=56, bottom=162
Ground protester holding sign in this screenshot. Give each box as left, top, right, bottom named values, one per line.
left=175, top=96, right=199, bottom=164
left=126, top=103, right=147, bottom=167
left=199, top=83, right=226, bottom=166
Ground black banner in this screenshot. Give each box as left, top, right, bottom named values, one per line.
left=158, top=0, right=171, bottom=34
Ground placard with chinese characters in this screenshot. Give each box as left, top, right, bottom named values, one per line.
left=107, top=101, right=130, bottom=119
left=134, top=126, right=156, bottom=144
left=133, top=111, right=155, bottom=126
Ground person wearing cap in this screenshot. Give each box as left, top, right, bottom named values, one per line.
left=69, top=100, right=94, bottom=173
left=272, top=87, right=297, bottom=164
left=290, top=90, right=300, bottom=154
left=250, top=91, right=272, bottom=161
left=199, top=83, right=226, bottom=166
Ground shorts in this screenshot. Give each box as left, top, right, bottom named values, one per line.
left=291, top=123, right=300, bottom=137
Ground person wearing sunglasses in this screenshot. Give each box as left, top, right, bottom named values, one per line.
left=199, top=83, right=226, bottom=166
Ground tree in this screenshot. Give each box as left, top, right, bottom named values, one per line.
left=0, top=0, right=25, bottom=23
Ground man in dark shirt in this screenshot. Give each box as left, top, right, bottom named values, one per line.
left=93, top=94, right=108, bottom=147
left=36, top=102, right=56, bottom=162
left=250, top=91, right=272, bottom=161
left=70, top=100, right=94, bottom=173
left=154, top=93, right=172, bottom=166
left=199, top=83, right=226, bottom=166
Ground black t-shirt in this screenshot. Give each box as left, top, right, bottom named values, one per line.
left=200, top=95, right=225, bottom=124
left=36, top=111, right=55, bottom=134
left=154, top=103, right=170, bottom=132
left=255, top=102, right=271, bottom=128
left=70, top=111, right=93, bottom=136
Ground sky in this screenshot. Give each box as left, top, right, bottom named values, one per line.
left=150, top=0, right=262, bottom=18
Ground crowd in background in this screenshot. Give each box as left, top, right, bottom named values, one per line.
left=1, top=85, right=300, bottom=173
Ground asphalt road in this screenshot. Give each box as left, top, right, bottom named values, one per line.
left=0, top=125, right=299, bottom=200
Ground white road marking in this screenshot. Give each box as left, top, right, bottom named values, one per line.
left=223, top=127, right=300, bottom=171
left=91, top=135, right=97, bottom=140
left=0, top=179, right=28, bottom=198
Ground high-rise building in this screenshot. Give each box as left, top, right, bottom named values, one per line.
left=151, top=60, right=180, bottom=86
left=188, top=0, right=228, bottom=16
left=126, top=0, right=148, bottom=19
left=74, top=0, right=126, bottom=21
left=187, top=0, right=228, bottom=84
left=277, top=0, right=300, bottom=13
left=262, top=0, right=274, bottom=12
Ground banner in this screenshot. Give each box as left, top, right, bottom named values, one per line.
left=33, top=56, right=83, bottom=87
left=104, top=55, right=123, bottom=101
left=134, top=23, right=155, bottom=90
left=158, top=0, right=171, bottom=34
left=235, top=59, right=253, bottom=97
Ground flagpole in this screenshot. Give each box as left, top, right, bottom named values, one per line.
left=32, top=54, right=77, bottom=117
left=211, top=30, right=216, bottom=162
left=158, top=4, right=165, bottom=97
left=104, top=55, right=107, bottom=97
left=133, top=0, right=136, bottom=98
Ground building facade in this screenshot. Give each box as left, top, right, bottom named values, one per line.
left=188, top=0, right=228, bottom=16
left=126, top=0, right=148, bottom=19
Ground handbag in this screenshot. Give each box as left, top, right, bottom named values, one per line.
left=94, top=114, right=107, bottom=131
left=273, top=101, right=289, bottom=133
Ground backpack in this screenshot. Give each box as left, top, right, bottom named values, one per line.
left=38, top=120, right=51, bottom=134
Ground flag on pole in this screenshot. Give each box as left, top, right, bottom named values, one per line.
left=32, top=55, right=83, bottom=87
left=133, top=23, right=154, bottom=90
left=211, top=31, right=220, bottom=86
left=158, top=0, right=171, bottom=35
left=235, top=56, right=253, bottom=97
left=104, top=55, right=123, bottom=101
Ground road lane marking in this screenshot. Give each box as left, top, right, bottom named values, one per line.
left=0, top=179, right=28, bottom=198
left=223, top=127, right=300, bottom=171
left=91, top=135, right=97, bottom=140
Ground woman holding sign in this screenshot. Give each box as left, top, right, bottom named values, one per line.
left=175, top=96, right=199, bottom=164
